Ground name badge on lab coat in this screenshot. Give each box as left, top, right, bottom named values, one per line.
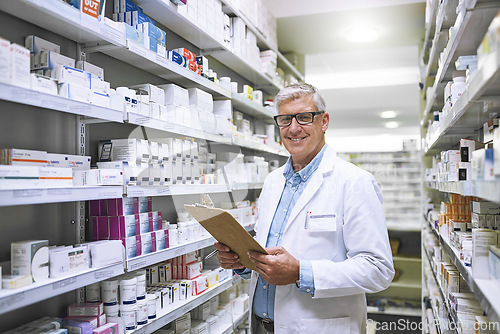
left=306, top=212, right=337, bottom=231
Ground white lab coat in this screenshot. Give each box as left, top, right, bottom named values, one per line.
left=248, top=146, right=394, bottom=334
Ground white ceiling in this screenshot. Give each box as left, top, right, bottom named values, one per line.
left=269, top=0, right=426, bottom=151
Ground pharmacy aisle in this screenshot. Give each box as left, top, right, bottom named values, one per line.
left=0, top=0, right=300, bottom=332
left=420, top=0, right=500, bottom=333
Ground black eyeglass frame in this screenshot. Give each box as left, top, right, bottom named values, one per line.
left=273, top=111, right=325, bottom=127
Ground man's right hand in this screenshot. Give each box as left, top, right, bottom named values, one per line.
left=214, top=242, right=245, bottom=269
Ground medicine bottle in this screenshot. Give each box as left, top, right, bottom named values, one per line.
left=168, top=223, right=179, bottom=246
left=177, top=221, right=189, bottom=243
left=188, top=221, right=198, bottom=241
left=450, top=76, right=466, bottom=106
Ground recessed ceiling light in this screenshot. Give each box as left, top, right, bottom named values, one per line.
left=384, top=121, right=400, bottom=129
left=379, top=110, right=399, bottom=119
left=344, top=26, right=380, bottom=43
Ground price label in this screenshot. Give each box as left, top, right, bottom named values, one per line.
left=128, top=189, right=145, bottom=197
left=174, top=246, right=186, bottom=256
left=128, top=41, right=147, bottom=59
left=196, top=240, right=208, bottom=249
left=163, top=313, right=176, bottom=325
left=15, top=89, right=39, bottom=105
left=162, top=123, right=175, bottom=131
left=101, top=26, right=124, bottom=46
left=94, top=270, right=115, bottom=280
left=133, top=116, right=150, bottom=125
left=157, top=186, right=170, bottom=194
left=156, top=54, right=167, bottom=66
left=69, top=104, right=92, bottom=115
left=43, top=99, right=68, bottom=111
left=98, top=191, right=122, bottom=199
left=13, top=189, right=43, bottom=198
left=47, top=188, right=72, bottom=196
left=52, top=277, right=77, bottom=290
left=0, top=293, right=25, bottom=311
left=129, top=260, right=147, bottom=271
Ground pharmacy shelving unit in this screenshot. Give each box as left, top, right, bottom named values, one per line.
left=0, top=0, right=302, bottom=331
left=423, top=216, right=500, bottom=332
left=419, top=0, right=500, bottom=332
left=339, top=151, right=423, bottom=317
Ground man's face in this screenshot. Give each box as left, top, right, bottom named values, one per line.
left=278, top=94, right=329, bottom=168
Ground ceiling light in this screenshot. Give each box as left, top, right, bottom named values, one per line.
left=384, top=121, right=400, bottom=129
left=344, top=26, right=380, bottom=44
left=379, top=110, right=399, bottom=119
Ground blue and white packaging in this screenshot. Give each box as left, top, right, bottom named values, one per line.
left=90, top=77, right=110, bottom=94
left=76, top=60, right=104, bottom=80
left=25, top=35, right=60, bottom=54
left=90, top=91, right=111, bottom=108
left=167, top=50, right=187, bottom=67
left=139, top=22, right=166, bottom=45
left=123, top=23, right=146, bottom=46
left=131, top=11, right=155, bottom=27
left=53, top=65, right=91, bottom=88
left=38, top=50, right=75, bottom=70
left=115, top=0, right=143, bottom=13
left=58, top=83, right=91, bottom=103
left=30, top=74, right=58, bottom=95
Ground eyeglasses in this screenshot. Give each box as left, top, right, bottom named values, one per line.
left=274, top=111, right=324, bottom=127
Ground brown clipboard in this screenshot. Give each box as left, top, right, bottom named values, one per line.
left=184, top=204, right=268, bottom=271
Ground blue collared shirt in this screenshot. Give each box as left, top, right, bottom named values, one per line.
left=237, top=144, right=327, bottom=321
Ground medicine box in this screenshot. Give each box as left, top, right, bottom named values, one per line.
left=38, top=50, right=75, bottom=70
left=67, top=303, right=104, bottom=317
left=84, top=240, right=123, bottom=267
left=159, top=83, right=189, bottom=107
left=58, top=83, right=91, bottom=103
left=2, top=274, right=32, bottom=289
left=109, top=215, right=138, bottom=239
left=11, top=240, right=49, bottom=282
left=10, top=44, right=31, bottom=88
left=1, top=148, right=48, bottom=166
left=25, top=35, right=60, bottom=54
left=30, top=74, right=58, bottom=95
left=76, top=60, right=104, bottom=80
left=0, top=38, right=11, bottom=85
left=107, top=197, right=137, bottom=216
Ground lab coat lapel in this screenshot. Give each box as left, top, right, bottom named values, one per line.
left=257, top=172, right=286, bottom=245
left=283, top=146, right=337, bottom=234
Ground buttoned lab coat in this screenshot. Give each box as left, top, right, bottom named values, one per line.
left=249, top=146, right=395, bottom=334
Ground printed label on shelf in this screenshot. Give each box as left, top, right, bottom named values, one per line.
left=13, top=89, right=39, bottom=105
left=127, top=189, right=145, bottom=197
left=12, top=189, right=44, bottom=198
left=101, top=26, right=124, bottom=46
left=69, top=104, right=92, bottom=115
left=52, top=277, right=77, bottom=290
left=98, top=190, right=122, bottom=199
left=128, top=260, right=147, bottom=271
left=47, top=189, right=73, bottom=196
left=157, top=186, right=170, bottom=194
left=127, top=40, right=147, bottom=59
left=43, top=99, right=69, bottom=111
left=94, top=269, right=116, bottom=280
left=162, top=123, right=176, bottom=131
left=0, top=293, right=25, bottom=311
left=156, top=54, right=168, bottom=66
left=174, top=246, right=186, bottom=256
left=196, top=240, right=210, bottom=249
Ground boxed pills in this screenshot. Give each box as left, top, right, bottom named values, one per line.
left=25, top=35, right=60, bottom=54
left=76, top=60, right=104, bottom=80
left=11, top=240, right=49, bottom=282
left=10, top=44, right=31, bottom=88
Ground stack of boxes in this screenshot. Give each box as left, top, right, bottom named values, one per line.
left=90, top=196, right=168, bottom=260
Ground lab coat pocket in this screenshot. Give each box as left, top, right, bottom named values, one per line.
left=305, top=212, right=337, bottom=232
left=299, top=316, right=351, bottom=334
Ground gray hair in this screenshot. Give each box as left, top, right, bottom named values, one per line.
left=275, top=82, right=326, bottom=112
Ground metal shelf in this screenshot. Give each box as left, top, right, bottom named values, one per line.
left=229, top=93, right=276, bottom=121
left=0, top=186, right=123, bottom=207
left=126, top=236, right=216, bottom=271
left=424, top=180, right=500, bottom=203
left=232, top=182, right=263, bottom=191
left=100, top=40, right=231, bottom=98
left=126, top=113, right=232, bottom=145
left=124, top=184, right=231, bottom=198
left=220, top=0, right=304, bottom=82
left=0, top=0, right=125, bottom=47
left=386, top=222, right=421, bottom=232
left=130, top=279, right=233, bottom=334
left=126, top=224, right=254, bottom=271
left=0, top=262, right=123, bottom=315
left=232, top=312, right=248, bottom=329
left=0, top=83, right=124, bottom=123
left=232, top=137, right=288, bottom=157
left=425, top=216, right=500, bottom=327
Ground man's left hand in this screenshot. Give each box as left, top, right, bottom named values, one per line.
left=247, top=246, right=300, bottom=286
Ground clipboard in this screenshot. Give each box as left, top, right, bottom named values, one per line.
left=184, top=204, right=268, bottom=271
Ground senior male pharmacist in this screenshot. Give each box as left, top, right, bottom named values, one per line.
left=214, top=82, right=394, bottom=334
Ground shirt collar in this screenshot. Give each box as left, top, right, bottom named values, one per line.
left=283, top=144, right=328, bottom=182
